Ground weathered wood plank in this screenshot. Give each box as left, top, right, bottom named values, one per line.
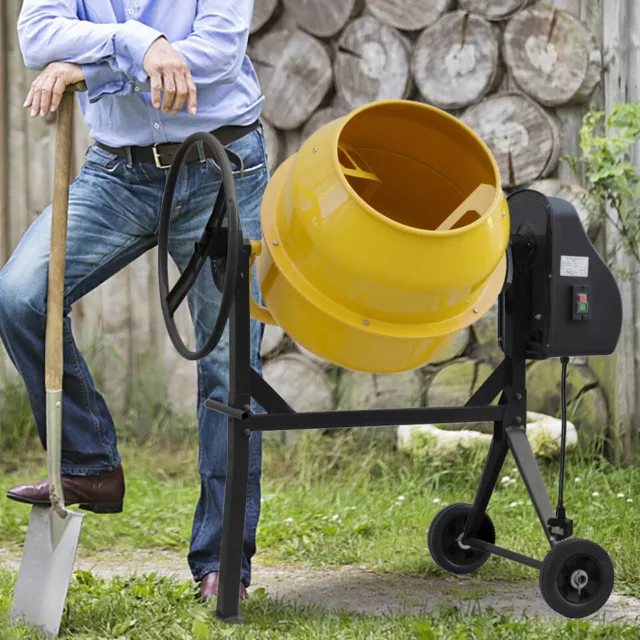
left=167, top=262, right=197, bottom=417
left=25, top=68, right=55, bottom=228
left=626, top=0, right=640, bottom=459
left=553, top=0, right=603, bottom=183
left=6, top=0, right=30, bottom=253
left=128, top=251, right=154, bottom=390
left=0, top=1, right=9, bottom=267
left=98, top=267, right=133, bottom=415
left=600, top=0, right=635, bottom=463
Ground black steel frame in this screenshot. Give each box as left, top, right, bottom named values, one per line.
left=211, top=240, right=564, bottom=623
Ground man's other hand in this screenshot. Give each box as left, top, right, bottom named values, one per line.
left=24, top=62, right=84, bottom=118
left=143, top=38, right=197, bottom=116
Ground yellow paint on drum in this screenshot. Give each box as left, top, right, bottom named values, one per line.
left=254, top=100, right=509, bottom=373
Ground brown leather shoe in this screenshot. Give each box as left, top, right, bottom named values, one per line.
left=200, top=571, right=248, bottom=604
left=6, top=466, right=125, bottom=514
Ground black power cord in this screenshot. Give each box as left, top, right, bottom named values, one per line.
left=548, top=355, right=573, bottom=540
left=558, top=355, right=569, bottom=511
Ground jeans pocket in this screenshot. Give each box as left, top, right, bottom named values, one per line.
left=84, top=144, right=126, bottom=174
left=208, top=127, right=267, bottom=178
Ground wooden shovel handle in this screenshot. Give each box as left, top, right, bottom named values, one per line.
left=44, top=84, right=83, bottom=390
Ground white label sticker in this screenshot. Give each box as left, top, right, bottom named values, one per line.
left=560, top=255, right=589, bottom=278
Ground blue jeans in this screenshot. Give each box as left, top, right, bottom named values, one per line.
left=0, top=127, right=268, bottom=586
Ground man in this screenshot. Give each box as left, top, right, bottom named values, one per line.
left=1, top=0, right=267, bottom=603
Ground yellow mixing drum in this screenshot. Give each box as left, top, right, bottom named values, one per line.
left=250, top=100, right=509, bottom=373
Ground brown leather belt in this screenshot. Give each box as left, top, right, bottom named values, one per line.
left=95, top=120, right=259, bottom=169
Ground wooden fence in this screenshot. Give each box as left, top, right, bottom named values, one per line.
left=0, top=0, right=638, bottom=459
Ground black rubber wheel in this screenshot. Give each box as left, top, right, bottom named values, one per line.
left=539, top=538, right=614, bottom=618
left=158, top=131, right=242, bottom=361
left=428, top=503, right=496, bottom=575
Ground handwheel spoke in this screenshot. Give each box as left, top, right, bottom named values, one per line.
left=583, top=579, right=599, bottom=598
left=166, top=253, right=207, bottom=315
left=195, top=184, right=227, bottom=257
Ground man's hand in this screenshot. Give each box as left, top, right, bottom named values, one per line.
left=143, top=37, right=197, bottom=116
left=24, top=62, right=84, bottom=118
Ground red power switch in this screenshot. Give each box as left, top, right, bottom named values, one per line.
left=572, top=286, right=591, bottom=320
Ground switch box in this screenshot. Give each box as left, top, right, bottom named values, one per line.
left=572, top=285, right=592, bottom=321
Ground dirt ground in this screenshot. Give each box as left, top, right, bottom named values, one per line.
left=2, top=547, right=639, bottom=624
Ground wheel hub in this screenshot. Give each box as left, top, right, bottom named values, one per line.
left=456, top=533, right=471, bottom=550
left=570, top=569, right=589, bottom=592
left=557, top=554, right=601, bottom=604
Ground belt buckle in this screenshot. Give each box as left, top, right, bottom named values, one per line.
left=152, top=144, right=171, bottom=169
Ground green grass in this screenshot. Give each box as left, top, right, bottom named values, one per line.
left=1, top=570, right=639, bottom=640
left=2, top=434, right=639, bottom=596
left=1, top=373, right=640, bottom=639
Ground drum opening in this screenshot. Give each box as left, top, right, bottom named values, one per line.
left=337, top=102, right=499, bottom=232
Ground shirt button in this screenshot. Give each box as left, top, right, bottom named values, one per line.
left=128, top=8, right=134, bottom=15
left=134, top=86, right=140, bottom=92
left=154, top=123, right=160, bottom=129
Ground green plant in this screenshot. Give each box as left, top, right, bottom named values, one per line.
left=566, top=102, right=640, bottom=272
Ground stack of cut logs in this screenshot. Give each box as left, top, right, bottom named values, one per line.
left=251, top=0, right=606, bottom=447
left=250, top=1, right=601, bottom=189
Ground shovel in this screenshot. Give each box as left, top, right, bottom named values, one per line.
left=11, top=82, right=87, bottom=637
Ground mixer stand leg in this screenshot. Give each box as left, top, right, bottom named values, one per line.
left=462, top=421, right=509, bottom=542
left=216, top=245, right=253, bottom=623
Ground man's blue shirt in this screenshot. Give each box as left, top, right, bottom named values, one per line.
left=18, top=0, right=264, bottom=146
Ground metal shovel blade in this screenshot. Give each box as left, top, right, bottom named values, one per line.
left=10, top=506, right=84, bottom=636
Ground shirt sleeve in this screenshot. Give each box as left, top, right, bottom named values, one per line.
left=81, top=61, right=140, bottom=103
left=171, top=0, right=254, bottom=86
left=17, top=0, right=162, bottom=83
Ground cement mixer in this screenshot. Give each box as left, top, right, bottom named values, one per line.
left=157, top=100, right=623, bottom=622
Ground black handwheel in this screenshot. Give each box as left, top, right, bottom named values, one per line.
left=428, top=503, right=495, bottom=575
left=539, top=538, right=614, bottom=618
left=158, top=131, right=242, bottom=361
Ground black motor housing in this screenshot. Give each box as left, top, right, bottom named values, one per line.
left=498, top=189, right=622, bottom=360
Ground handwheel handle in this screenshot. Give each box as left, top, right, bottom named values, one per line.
left=248, top=240, right=277, bottom=326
